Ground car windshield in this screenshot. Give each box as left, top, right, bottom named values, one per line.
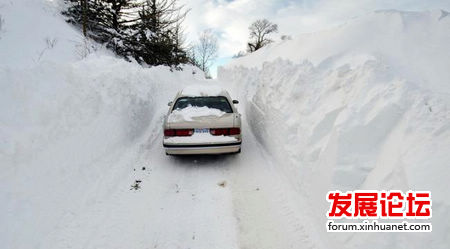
left=173, top=96, right=233, bottom=113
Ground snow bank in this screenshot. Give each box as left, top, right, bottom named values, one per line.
left=168, top=106, right=226, bottom=122
left=0, top=53, right=207, bottom=248
left=219, top=9, right=450, bottom=249
left=0, top=1, right=210, bottom=248
left=0, top=0, right=82, bottom=67
left=227, top=9, right=450, bottom=94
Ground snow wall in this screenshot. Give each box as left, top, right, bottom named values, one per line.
left=219, top=9, right=450, bottom=249
left=0, top=1, right=207, bottom=247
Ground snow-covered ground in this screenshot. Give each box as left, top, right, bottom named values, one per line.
left=1, top=0, right=449, bottom=249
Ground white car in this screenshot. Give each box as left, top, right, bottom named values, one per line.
left=163, top=85, right=242, bottom=155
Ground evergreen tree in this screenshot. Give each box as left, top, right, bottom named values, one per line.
left=63, top=0, right=111, bottom=42
left=62, top=0, right=189, bottom=68
left=124, top=0, right=188, bottom=66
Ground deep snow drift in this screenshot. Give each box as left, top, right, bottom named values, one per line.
left=219, top=9, right=450, bottom=249
left=1, top=1, right=239, bottom=248
left=0, top=0, right=81, bottom=67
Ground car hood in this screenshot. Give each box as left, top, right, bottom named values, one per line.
left=166, top=113, right=236, bottom=129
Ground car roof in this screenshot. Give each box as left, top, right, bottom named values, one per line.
left=178, top=85, right=230, bottom=98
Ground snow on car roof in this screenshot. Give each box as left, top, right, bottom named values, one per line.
left=180, top=85, right=228, bottom=97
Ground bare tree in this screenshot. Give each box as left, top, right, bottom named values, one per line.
left=247, top=19, right=278, bottom=52
left=194, top=29, right=218, bottom=77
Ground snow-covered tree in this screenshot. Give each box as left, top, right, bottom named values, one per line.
left=122, top=0, right=189, bottom=66
left=62, top=0, right=189, bottom=67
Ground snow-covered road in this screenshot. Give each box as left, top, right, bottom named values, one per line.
left=1, top=46, right=319, bottom=248
left=33, top=94, right=317, bottom=249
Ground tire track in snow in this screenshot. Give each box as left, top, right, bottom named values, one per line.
left=39, top=122, right=240, bottom=249
left=228, top=108, right=320, bottom=249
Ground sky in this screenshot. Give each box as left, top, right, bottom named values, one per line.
left=178, top=0, right=450, bottom=78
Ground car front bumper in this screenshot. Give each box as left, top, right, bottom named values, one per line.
left=164, top=142, right=241, bottom=155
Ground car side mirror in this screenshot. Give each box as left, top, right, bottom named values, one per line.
left=168, top=101, right=173, bottom=106
left=232, top=100, right=239, bottom=104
